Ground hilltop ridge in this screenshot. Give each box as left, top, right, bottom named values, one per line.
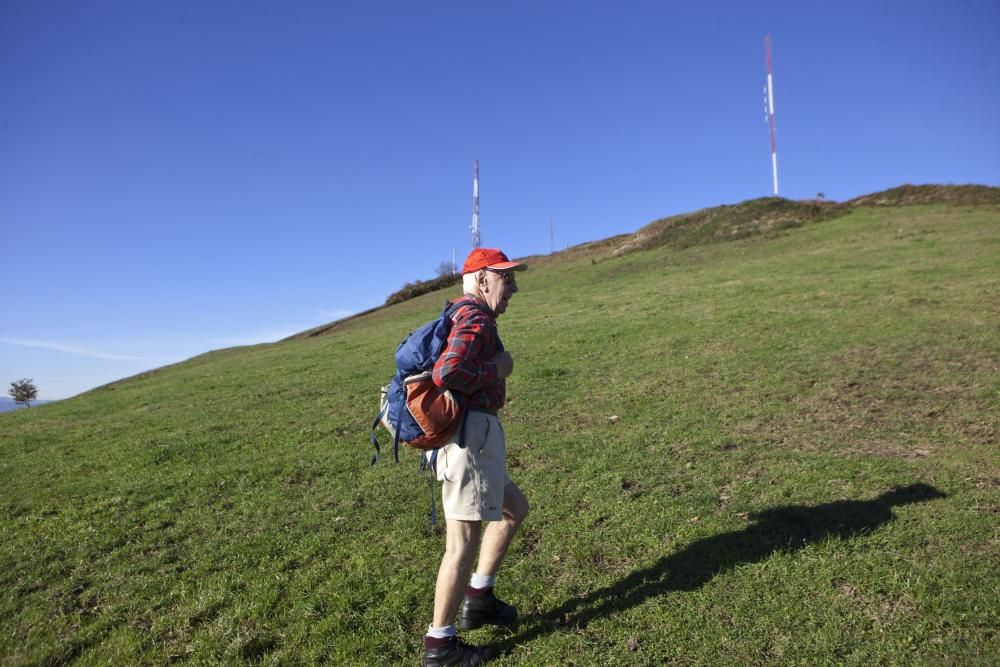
left=609, top=183, right=999, bottom=258
left=287, top=183, right=999, bottom=341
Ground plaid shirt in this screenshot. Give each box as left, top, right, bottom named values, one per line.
left=432, top=295, right=505, bottom=410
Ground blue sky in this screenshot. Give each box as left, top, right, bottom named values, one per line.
left=2, top=0, right=998, bottom=400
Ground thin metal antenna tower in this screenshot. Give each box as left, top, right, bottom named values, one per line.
left=764, top=35, right=779, bottom=196
left=471, top=160, right=481, bottom=248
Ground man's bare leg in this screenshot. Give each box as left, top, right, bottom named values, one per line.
left=475, top=483, right=529, bottom=578
left=432, top=519, right=482, bottom=627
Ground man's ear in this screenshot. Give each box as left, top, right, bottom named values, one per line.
left=477, top=269, right=489, bottom=288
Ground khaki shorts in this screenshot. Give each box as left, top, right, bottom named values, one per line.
left=436, top=411, right=511, bottom=522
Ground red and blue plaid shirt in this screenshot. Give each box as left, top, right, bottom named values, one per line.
left=432, top=295, right=505, bottom=410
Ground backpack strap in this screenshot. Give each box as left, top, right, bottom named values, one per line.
left=391, top=391, right=405, bottom=464
left=369, top=403, right=388, bottom=466
left=420, top=450, right=439, bottom=530
left=369, top=387, right=406, bottom=465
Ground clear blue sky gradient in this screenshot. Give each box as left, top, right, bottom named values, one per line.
left=3, top=1, right=998, bottom=399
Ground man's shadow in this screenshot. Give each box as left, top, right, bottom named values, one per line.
left=500, top=483, right=945, bottom=650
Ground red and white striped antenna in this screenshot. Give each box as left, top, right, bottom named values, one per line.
left=471, top=160, right=481, bottom=248
left=764, top=35, right=779, bottom=196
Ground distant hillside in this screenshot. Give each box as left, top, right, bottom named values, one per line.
left=0, top=397, right=52, bottom=413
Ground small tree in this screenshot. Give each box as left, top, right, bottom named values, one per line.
left=816, top=192, right=826, bottom=200
left=9, top=378, right=38, bottom=407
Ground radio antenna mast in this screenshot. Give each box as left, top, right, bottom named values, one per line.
left=471, top=160, right=481, bottom=248
left=764, top=35, right=779, bottom=196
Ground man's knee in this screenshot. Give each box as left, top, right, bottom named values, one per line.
left=445, top=520, right=482, bottom=560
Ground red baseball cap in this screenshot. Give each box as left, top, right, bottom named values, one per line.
left=461, top=248, right=527, bottom=274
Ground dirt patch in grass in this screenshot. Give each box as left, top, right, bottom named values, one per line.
left=836, top=582, right=918, bottom=627
left=517, top=526, right=542, bottom=557
left=745, top=344, right=999, bottom=459
left=619, top=478, right=645, bottom=499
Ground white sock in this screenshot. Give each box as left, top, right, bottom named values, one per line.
left=470, top=573, right=495, bottom=589
left=427, top=625, right=456, bottom=639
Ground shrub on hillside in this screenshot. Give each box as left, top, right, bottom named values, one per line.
left=385, top=273, right=462, bottom=305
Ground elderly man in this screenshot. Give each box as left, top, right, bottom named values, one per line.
left=421, top=248, right=529, bottom=667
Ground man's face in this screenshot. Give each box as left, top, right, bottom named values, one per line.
left=481, top=268, right=518, bottom=316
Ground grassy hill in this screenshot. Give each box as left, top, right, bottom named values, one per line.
left=2, top=189, right=998, bottom=665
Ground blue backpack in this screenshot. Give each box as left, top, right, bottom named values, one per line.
left=370, top=297, right=495, bottom=466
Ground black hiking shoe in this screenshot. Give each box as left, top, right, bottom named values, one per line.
left=422, top=636, right=496, bottom=666
left=459, top=589, right=518, bottom=630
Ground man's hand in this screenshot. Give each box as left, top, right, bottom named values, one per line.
left=492, top=351, right=514, bottom=379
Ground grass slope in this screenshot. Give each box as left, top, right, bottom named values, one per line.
left=2, top=201, right=998, bottom=665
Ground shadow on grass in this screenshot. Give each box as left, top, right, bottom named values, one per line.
left=499, top=483, right=945, bottom=653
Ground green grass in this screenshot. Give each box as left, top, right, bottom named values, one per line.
left=2, top=202, right=998, bottom=665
